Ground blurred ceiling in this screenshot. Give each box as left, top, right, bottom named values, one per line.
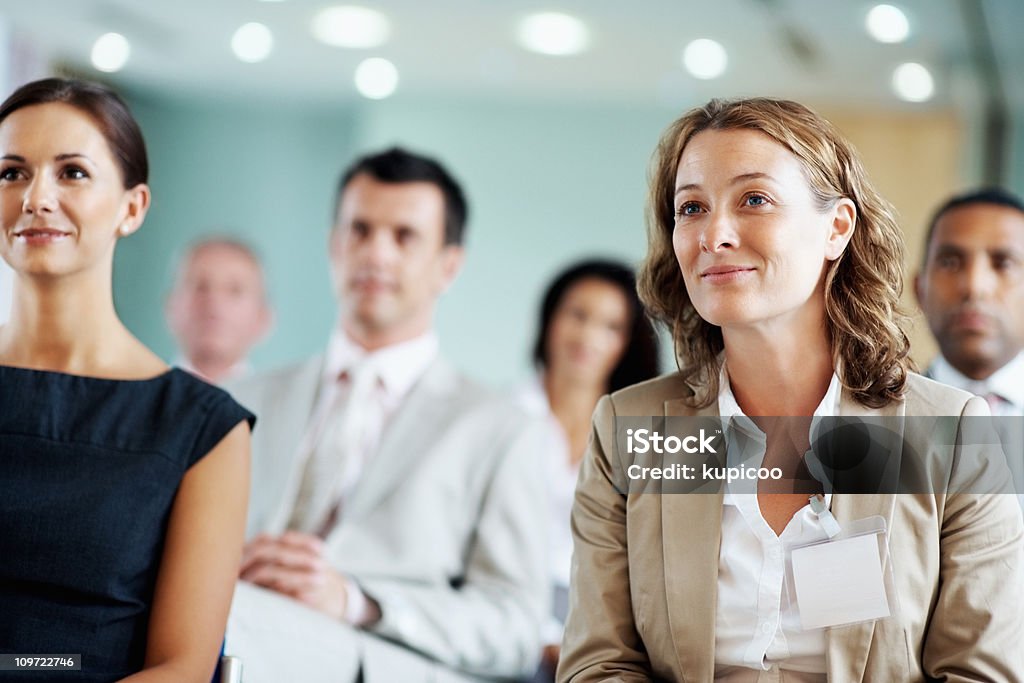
left=2, top=0, right=1022, bottom=111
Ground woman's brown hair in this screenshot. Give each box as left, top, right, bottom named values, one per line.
left=638, top=97, right=911, bottom=408
left=0, top=78, right=148, bottom=189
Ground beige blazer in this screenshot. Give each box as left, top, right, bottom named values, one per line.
left=230, top=355, right=550, bottom=680
left=558, top=372, right=1024, bottom=682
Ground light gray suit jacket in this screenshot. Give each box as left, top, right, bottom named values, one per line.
left=230, top=354, right=549, bottom=680
left=558, top=372, right=1024, bottom=682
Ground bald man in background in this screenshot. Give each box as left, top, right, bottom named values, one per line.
left=166, top=238, right=272, bottom=384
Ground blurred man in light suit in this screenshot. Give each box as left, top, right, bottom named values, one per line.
left=225, top=147, right=548, bottom=683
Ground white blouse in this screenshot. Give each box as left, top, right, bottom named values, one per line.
left=514, top=376, right=578, bottom=589
left=713, top=367, right=841, bottom=681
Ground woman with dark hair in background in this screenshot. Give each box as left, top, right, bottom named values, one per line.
left=519, top=258, right=659, bottom=681
left=0, top=78, right=252, bottom=682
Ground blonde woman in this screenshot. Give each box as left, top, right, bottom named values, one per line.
left=558, top=98, right=1023, bottom=681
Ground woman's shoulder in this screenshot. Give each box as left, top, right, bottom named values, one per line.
left=161, top=369, right=254, bottom=466
left=0, top=366, right=252, bottom=465
left=166, top=368, right=256, bottom=429
left=605, top=372, right=695, bottom=414
left=901, top=371, right=978, bottom=416
left=167, top=367, right=239, bottom=403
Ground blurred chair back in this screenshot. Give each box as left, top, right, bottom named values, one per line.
left=213, top=639, right=243, bottom=683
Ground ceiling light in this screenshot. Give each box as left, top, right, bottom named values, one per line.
left=682, top=39, right=727, bottom=80
left=91, top=33, right=130, bottom=73
left=866, top=4, right=910, bottom=44
left=354, top=58, right=399, bottom=99
left=312, top=6, right=390, bottom=48
left=515, top=12, right=590, bottom=56
left=232, top=22, right=274, bottom=63
left=892, top=62, right=934, bottom=102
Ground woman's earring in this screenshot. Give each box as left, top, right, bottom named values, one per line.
left=119, top=223, right=131, bottom=236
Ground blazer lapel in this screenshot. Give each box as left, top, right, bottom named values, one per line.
left=826, top=390, right=904, bottom=681
left=343, top=358, right=461, bottom=520
left=661, top=398, right=723, bottom=682
left=265, top=356, right=327, bottom=534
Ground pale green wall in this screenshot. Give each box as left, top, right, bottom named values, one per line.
left=1011, top=122, right=1024, bottom=192
left=115, top=90, right=358, bottom=370
left=115, top=91, right=681, bottom=386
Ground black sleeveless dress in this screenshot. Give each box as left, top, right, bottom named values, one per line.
left=0, top=366, right=255, bottom=682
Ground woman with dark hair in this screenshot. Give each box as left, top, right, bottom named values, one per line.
left=558, top=99, right=1024, bottom=681
left=0, top=78, right=253, bottom=682
left=519, top=258, right=659, bottom=681
left=533, top=259, right=660, bottom=397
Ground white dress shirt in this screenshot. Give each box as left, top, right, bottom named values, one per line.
left=514, top=376, right=578, bottom=588
left=713, top=365, right=842, bottom=681
left=316, top=328, right=439, bottom=486
left=927, top=352, right=1024, bottom=417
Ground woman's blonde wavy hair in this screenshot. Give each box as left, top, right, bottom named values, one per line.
left=638, top=97, right=912, bottom=409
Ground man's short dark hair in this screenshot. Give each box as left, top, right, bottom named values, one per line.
left=335, top=147, right=468, bottom=246
left=922, top=187, right=1024, bottom=266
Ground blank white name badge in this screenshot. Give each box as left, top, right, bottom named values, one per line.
left=788, top=515, right=894, bottom=631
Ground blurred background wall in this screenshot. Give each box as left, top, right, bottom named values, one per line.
left=0, top=19, right=14, bottom=323
left=119, top=91, right=674, bottom=381
left=1, top=0, right=1022, bottom=386
left=0, top=16, right=48, bottom=323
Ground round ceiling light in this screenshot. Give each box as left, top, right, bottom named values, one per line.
left=866, top=4, right=910, bottom=44
left=515, top=12, right=590, bottom=56
left=232, top=22, right=274, bottom=63
left=312, top=6, right=391, bottom=48
left=354, top=57, right=399, bottom=99
left=892, top=62, right=934, bottom=102
left=682, top=39, right=727, bottom=80
left=91, top=33, right=130, bottom=73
